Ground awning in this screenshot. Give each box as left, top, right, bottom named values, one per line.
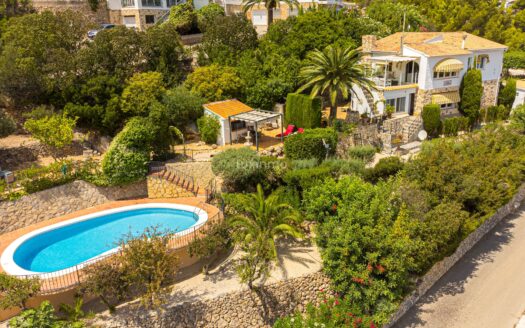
left=432, top=91, right=461, bottom=105
left=434, top=58, right=464, bottom=72
left=369, top=55, right=417, bottom=64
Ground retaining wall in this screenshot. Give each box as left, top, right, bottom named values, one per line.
left=0, top=180, right=147, bottom=234
left=93, top=271, right=332, bottom=328
left=384, top=183, right=525, bottom=327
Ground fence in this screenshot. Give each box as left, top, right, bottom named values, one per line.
left=14, top=202, right=222, bottom=295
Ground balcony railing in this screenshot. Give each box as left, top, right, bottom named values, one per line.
left=121, top=0, right=135, bottom=6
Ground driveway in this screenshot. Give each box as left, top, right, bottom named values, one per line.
left=394, top=206, right=525, bottom=328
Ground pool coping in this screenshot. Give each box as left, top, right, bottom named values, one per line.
left=0, top=197, right=220, bottom=277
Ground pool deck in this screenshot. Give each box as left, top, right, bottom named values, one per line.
left=0, top=197, right=220, bottom=274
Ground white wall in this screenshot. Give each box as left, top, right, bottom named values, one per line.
left=513, top=89, right=525, bottom=109
left=473, top=49, right=505, bottom=82
left=108, top=0, right=122, bottom=10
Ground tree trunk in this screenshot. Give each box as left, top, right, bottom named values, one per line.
left=267, top=6, right=274, bottom=27
left=329, top=105, right=337, bottom=125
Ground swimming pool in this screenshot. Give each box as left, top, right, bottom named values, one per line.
left=1, top=203, right=208, bottom=276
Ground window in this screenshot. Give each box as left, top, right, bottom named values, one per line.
left=386, top=99, right=395, bottom=108
left=145, top=15, right=155, bottom=24
left=396, top=97, right=406, bottom=113
left=231, top=120, right=246, bottom=131
left=476, top=55, right=489, bottom=69
left=123, top=15, right=137, bottom=27
left=121, top=0, right=135, bottom=6
left=440, top=103, right=456, bottom=110
left=141, top=0, right=161, bottom=6
left=434, top=71, right=459, bottom=79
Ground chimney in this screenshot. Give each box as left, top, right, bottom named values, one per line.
left=461, top=33, right=468, bottom=49
left=399, top=34, right=406, bottom=55
left=362, top=35, right=377, bottom=53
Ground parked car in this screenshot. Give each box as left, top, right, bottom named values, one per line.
left=87, top=24, right=115, bottom=40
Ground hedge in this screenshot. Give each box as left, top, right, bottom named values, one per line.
left=498, top=79, right=516, bottom=108
left=442, top=117, right=470, bottom=137
left=480, top=105, right=510, bottom=123
left=364, top=156, right=404, bottom=183
left=285, top=93, right=322, bottom=129
left=422, top=104, right=441, bottom=137
left=284, top=128, right=337, bottom=161
left=459, top=69, right=482, bottom=126
left=504, top=51, right=525, bottom=69
left=347, top=145, right=376, bottom=163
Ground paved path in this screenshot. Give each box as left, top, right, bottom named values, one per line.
left=394, top=207, right=525, bottom=328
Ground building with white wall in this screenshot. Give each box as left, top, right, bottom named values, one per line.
left=354, top=32, right=507, bottom=118
left=512, top=80, right=525, bottom=109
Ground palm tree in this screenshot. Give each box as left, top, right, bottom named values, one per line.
left=242, top=0, right=299, bottom=27
left=229, top=184, right=302, bottom=288
left=297, top=45, right=376, bottom=124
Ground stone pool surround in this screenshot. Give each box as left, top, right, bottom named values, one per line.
left=0, top=197, right=220, bottom=322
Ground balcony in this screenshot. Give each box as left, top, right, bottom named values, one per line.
left=121, top=0, right=135, bottom=6
left=366, top=55, right=419, bottom=91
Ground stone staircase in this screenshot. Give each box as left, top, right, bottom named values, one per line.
left=148, top=165, right=215, bottom=201
left=363, top=89, right=375, bottom=113
left=401, top=116, right=423, bottom=143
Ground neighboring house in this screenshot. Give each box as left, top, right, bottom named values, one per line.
left=512, top=80, right=525, bottom=109
left=107, top=0, right=186, bottom=30
left=354, top=32, right=508, bottom=118
left=203, top=99, right=282, bottom=149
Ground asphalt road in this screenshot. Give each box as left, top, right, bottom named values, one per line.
left=394, top=206, right=525, bottom=328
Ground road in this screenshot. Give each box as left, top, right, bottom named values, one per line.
left=394, top=206, right=525, bottom=328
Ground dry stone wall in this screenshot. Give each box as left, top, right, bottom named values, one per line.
left=32, top=0, right=109, bottom=23
left=0, top=180, right=147, bottom=234
left=94, top=271, right=331, bottom=328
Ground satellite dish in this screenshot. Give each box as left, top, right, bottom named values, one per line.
left=418, top=130, right=428, bottom=141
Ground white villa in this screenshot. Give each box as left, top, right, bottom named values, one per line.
left=354, top=32, right=508, bottom=118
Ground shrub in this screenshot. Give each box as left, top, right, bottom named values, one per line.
left=0, top=110, right=16, bottom=138
left=499, top=79, right=517, bottom=108
left=120, top=227, right=178, bottom=309
left=162, top=86, right=204, bottom=129
left=9, top=301, right=59, bottom=328
left=459, top=69, right=483, bottom=126
left=102, top=117, right=156, bottom=185
left=196, top=3, right=225, bottom=31
left=511, top=104, right=525, bottom=132
left=422, top=104, right=441, bottom=136
left=283, top=166, right=332, bottom=192
left=188, top=220, right=231, bottom=273
left=24, top=113, right=77, bottom=160
left=184, top=64, right=244, bottom=101
left=284, top=128, right=337, bottom=161
left=120, top=72, right=166, bottom=117
left=347, top=145, right=376, bottom=163
left=285, top=93, right=322, bottom=129
left=480, top=105, right=510, bottom=123
left=364, top=156, right=404, bottom=183
left=504, top=51, right=525, bottom=69
left=168, top=2, right=197, bottom=34
left=0, top=273, right=40, bottom=310
left=211, top=147, right=265, bottom=192
left=442, top=117, right=470, bottom=137
left=197, top=115, right=220, bottom=144
left=321, top=158, right=366, bottom=177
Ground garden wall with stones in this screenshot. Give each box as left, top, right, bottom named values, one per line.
left=0, top=180, right=147, bottom=234
left=384, top=183, right=525, bottom=327
left=93, top=271, right=331, bottom=328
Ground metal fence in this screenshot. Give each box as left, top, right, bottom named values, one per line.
left=15, top=202, right=222, bottom=295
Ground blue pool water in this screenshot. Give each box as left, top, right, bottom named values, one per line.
left=13, top=207, right=198, bottom=273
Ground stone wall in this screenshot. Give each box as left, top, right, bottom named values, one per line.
left=385, top=183, right=525, bottom=327
left=32, top=0, right=109, bottom=23
left=147, top=176, right=196, bottom=199
left=481, top=79, right=499, bottom=109
left=0, top=180, right=147, bottom=234
left=93, top=272, right=332, bottom=328
left=109, top=8, right=168, bottom=30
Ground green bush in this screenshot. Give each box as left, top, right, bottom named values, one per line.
left=285, top=93, right=322, bottom=129
left=9, top=302, right=59, bottom=328
left=347, top=145, right=376, bottom=163
left=481, top=105, right=510, bottom=123
left=197, top=115, right=220, bottom=144
left=504, top=51, right=525, bottom=69
left=284, top=128, right=337, bottom=161
left=364, top=156, right=404, bottom=183
left=499, top=79, right=517, bottom=108
left=511, top=104, right=525, bottom=132
left=102, top=117, right=156, bottom=185
left=0, top=110, right=16, bottom=138
left=211, top=147, right=266, bottom=192
left=168, top=2, right=197, bottom=34
left=422, top=104, right=441, bottom=136
left=320, top=158, right=365, bottom=177
left=460, top=69, right=483, bottom=126
left=283, top=166, right=332, bottom=192
left=442, top=117, right=470, bottom=137
left=196, top=3, right=225, bottom=31
left=162, top=86, right=204, bottom=129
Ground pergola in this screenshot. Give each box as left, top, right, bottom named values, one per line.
left=228, top=109, right=284, bottom=151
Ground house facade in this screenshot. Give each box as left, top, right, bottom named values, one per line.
left=353, top=32, right=508, bottom=118
left=106, top=0, right=184, bottom=30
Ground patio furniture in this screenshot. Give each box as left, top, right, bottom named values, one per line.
left=276, top=124, right=295, bottom=138
left=297, top=128, right=304, bottom=134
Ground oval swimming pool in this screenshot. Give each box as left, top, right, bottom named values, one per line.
left=1, top=203, right=207, bottom=276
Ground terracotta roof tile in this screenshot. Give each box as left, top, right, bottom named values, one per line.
left=371, top=32, right=507, bottom=56
left=203, top=99, right=253, bottom=119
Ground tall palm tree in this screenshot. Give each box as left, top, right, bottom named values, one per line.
left=229, top=184, right=302, bottom=288
left=242, top=0, right=299, bottom=27
left=297, top=45, right=376, bottom=124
